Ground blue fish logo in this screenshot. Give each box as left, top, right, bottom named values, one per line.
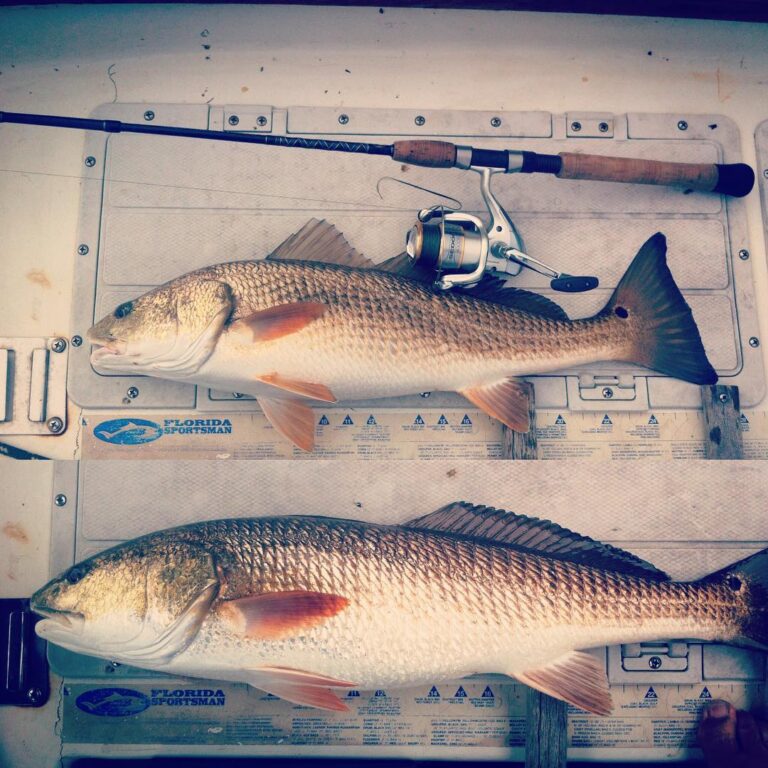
left=76, top=687, right=150, bottom=717
left=94, top=418, right=163, bottom=445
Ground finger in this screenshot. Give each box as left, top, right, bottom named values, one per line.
left=736, top=710, right=768, bottom=756
left=698, top=700, right=739, bottom=766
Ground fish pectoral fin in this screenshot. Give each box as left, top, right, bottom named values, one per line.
left=514, top=650, right=612, bottom=716
left=460, top=377, right=532, bottom=432
left=218, top=590, right=349, bottom=640
left=231, top=302, right=326, bottom=343
left=256, top=373, right=337, bottom=403
left=258, top=397, right=316, bottom=451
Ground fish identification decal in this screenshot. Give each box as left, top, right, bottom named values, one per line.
left=75, top=687, right=151, bottom=717
left=94, top=418, right=163, bottom=445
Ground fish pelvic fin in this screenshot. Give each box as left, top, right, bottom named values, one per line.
left=600, top=233, right=717, bottom=385
left=515, top=650, right=612, bottom=716
left=699, top=547, right=768, bottom=650
left=258, top=397, right=316, bottom=451
left=460, top=377, right=532, bottom=433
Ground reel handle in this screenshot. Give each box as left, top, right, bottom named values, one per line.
left=522, top=151, right=754, bottom=198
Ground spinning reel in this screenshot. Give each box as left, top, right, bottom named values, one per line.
left=405, top=166, right=599, bottom=292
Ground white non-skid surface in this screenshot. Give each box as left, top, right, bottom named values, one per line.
left=2, top=5, right=768, bottom=766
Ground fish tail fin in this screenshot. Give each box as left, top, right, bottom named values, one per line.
left=600, top=233, right=717, bottom=385
left=700, top=548, right=768, bottom=649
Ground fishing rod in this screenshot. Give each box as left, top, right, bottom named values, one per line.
left=1, top=110, right=755, bottom=293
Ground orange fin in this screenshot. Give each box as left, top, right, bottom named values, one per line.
left=219, top=590, right=349, bottom=640
left=245, top=668, right=352, bottom=711
left=255, top=666, right=356, bottom=688
left=231, top=302, right=326, bottom=343
left=460, top=377, right=532, bottom=432
left=267, top=218, right=373, bottom=268
left=256, top=373, right=337, bottom=403
left=515, top=651, right=612, bottom=716
left=258, top=397, right=315, bottom=451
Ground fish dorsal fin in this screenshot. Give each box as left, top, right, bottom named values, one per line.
left=267, top=219, right=374, bottom=268
left=403, top=502, right=669, bottom=580
left=462, top=278, right=570, bottom=321
left=515, top=650, right=612, bottom=716
left=375, top=252, right=436, bottom=283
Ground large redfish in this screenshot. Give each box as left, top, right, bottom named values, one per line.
left=31, top=503, right=765, bottom=715
left=87, top=220, right=716, bottom=450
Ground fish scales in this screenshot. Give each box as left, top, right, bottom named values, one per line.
left=32, top=511, right=767, bottom=713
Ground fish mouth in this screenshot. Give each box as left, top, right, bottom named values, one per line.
left=32, top=606, right=85, bottom=635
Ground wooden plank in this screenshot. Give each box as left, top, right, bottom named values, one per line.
left=500, top=383, right=568, bottom=768
left=701, top=385, right=744, bottom=460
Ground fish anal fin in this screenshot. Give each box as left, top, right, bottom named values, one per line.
left=258, top=397, right=315, bottom=452
left=402, top=503, right=669, bottom=580
left=461, top=378, right=532, bottom=432
left=256, top=373, right=337, bottom=403
left=248, top=679, right=351, bottom=712
left=232, top=302, right=326, bottom=343
left=515, top=651, right=612, bottom=716
left=219, top=590, right=349, bottom=640
left=267, top=219, right=373, bottom=269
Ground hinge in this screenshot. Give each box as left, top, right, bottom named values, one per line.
left=222, top=106, right=274, bottom=132
left=0, top=337, right=69, bottom=436
left=608, top=641, right=702, bottom=683
left=577, top=374, right=637, bottom=402
left=0, top=599, right=49, bottom=707
left=566, top=113, right=615, bottom=138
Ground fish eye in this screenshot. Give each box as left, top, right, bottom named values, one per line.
left=726, top=575, right=742, bottom=592
left=614, top=306, right=629, bottom=319
left=66, top=567, right=85, bottom=585
left=114, top=301, right=134, bottom=319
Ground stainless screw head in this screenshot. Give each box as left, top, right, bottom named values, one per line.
left=143, top=110, right=155, bottom=121
left=570, top=121, right=582, bottom=132
left=77, top=244, right=89, bottom=256
left=71, top=335, right=83, bottom=347
left=232, top=392, right=244, bottom=399
left=126, top=386, right=139, bottom=399
left=228, top=115, right=240, bottom=126
left=739, top=249, right=750, bottom=260
left=763, top=169, right=768, bottom=179
left=84, top=156, right=96, bottom=167
left=648, top=656, right=662, bottom=670
left=718, top=392, right=729, bottom=403
left=26, top=688, right=43, bottom=704
left=602, top=387, right=614, bottom=399
left=338, top=114, right=350, bottom=125
left=414, top=115, right=426, bottom=126
left=51, top=338, right=67, bottom=353
left=490, top=116, right=502, bottom=128
left=419, top=391, right=431, bottom=398
left=256, top=115, right=268, bottom=127
left=599, top=122, right=610, bottom=132
left=54, top=493, right=67, bottom=507
left=47, top=417, right=64, bottom=434
left=677, top=120, right=688, bottom=131
left=749, top=337, right=760, bottom=348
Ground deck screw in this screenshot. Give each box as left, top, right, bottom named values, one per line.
left=77, top=244, right=89, bottom=256
left=414, top=115, right=426, bottom=126
left=143, top=110, right=155, bottom=121
left=51, top=338, right=67, bottom=353
left=602, top=387, right=614, bottom=399
left=256, top=115, right=268, bottom=127
left=763, top=169, right=768, bottom=179
left=420, top=392, right=431, bottom=398
left=718, top=392, right=729, bottom=403
left=677, top=120, right=688, bottom=131
left=232, top=392, right=245, bottom=399
left=338, top=114, right=349, bottom=125
left=490, top=116, right=502, bottom=128
left=570, top=121, right=582, bottom=132
left=47, top=417, right=64, bottom=434
left=228, top=115, right=240, bottom=126
left=71, top=335, right=83, bottom=347
left=54, top=493, right=67, bottom=507
left=84, top=156, right=96, bottom=167
left=599, top=122, right=610, bottom=132
left=126, top=386, right=139, bottom=399
left=739, top=249, right=750, bottom=260
left=648, top=656, right=662, bottom=669
left=749, top=337, right=760, bottom=348
left=26, top=688, right=43, bottom=704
